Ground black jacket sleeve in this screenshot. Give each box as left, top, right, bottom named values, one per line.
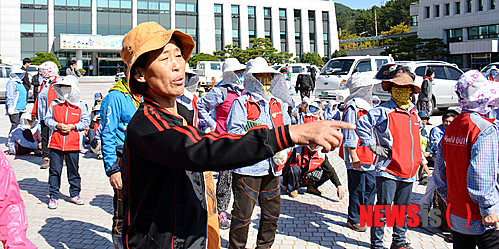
left=127, top=105, right=294, bottom=172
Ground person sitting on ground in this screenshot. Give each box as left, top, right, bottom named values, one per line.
left=44, top=75, right=90, bottom=209
left=428, top=110, right=458, bottom=157
left=417, top=110, right=431, bottom=185
left=324, top=100, right=342, bottom=121
left=93, top=93, right=103, bottom=107
left=84, top=105, right=102, bottom=158
left=340, top=72, right=377, bottom=233
left=119, top=22, right=353, bottom=248
left=434, top=70, right=499, bottom=248
left=7, top=113, right=42, bottom=156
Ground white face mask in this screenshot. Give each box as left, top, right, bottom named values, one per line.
left=60, top=86, right=71, bottom=100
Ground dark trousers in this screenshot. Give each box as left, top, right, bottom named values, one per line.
left=113, top=188, right=124, bottom=235
left=48, top=149, right=81, bottom=199
left=229, top=173, right=281, bottom=249
left=311, top=157, right=341, bottom=189
left=347, top=169, right=376, bottom=224
left=300, top=90, right=310, bottom=100
left=33, top=86, right=39, bottom=101
left=371, top=177, right=413, bottom=249
left=9, top=112, right=22, bottom=134
left=216, top=170, right=232, bottom=213
left=41, top=121, right=50, bottom=158
left=452, top=229, right=499, bottom=249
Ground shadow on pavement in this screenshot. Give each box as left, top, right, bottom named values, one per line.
left=0, top=136, right=7, bottom=144
left=40, top=217, right=112, bottom=248
left=90, top=194, right=114, bottom=215
left=18, top=177, right=50, bottom=204
left=13, top=154, right=43, bottom=167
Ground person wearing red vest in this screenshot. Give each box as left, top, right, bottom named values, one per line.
left=340, top=72, right=377, bottom=233
left=44, top=75, right=90, bottom=210
left=226, top=57, right=293, bottom=249
left=196, top=58, right=246, bottom=230
left=32, top=61, right=60, bottom=169
left=356, top=66, right=422, bottom=249
left=434, top=70, right=499, bottom=249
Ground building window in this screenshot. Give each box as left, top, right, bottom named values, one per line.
left=214, top=4, right=223, bottom=51
left=248, top=6, right=256, bottom=41
left=455, top=1, right=461, bottom=14
left=434, top=5, right=440, bottom=17
left=410, top=15, right=418, bottom=26
left=445, top=3, right=450, bottom=15
left=425, top=6, right=430, bottom=18
left=279, top=8, right=287, bottom=52
left=468, top=24, right=499, bottom=40
left=478, top=0, right=484, bottom=10
left=492, top=0, right=496, bottom=9
left=97, top=0, right=132, bottom=35
left=20, top=0, right=48, bottom=59
left=308, top=10, right=316, bottom=53
left=231, top=5, right=240, bottom=46
left=264, top=7, right=272, bottom=42
left=294, top=9, right=302, bottom=57
left=137, top=0, right=170, bottom=28
left=447, top=28, right=463, bottom=42
left=322, top=11, right=330, bottom=57
left=467, top=0, right=472, bottom=12
left=175, top=0, right=198, bottom=54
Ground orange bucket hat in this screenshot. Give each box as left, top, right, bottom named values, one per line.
left=120, top=21, right=195, bottom=86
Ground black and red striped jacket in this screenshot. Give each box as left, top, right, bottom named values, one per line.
left=123, top=96, right=293, bottom=248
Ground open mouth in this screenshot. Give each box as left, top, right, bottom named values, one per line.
left=172, top=77, right=184, bottom=85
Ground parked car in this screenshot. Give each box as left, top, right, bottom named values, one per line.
left=480, top=62, right=499, bottom=78
left=0, top=64, right=35, bottom=103
left=372, top=61, right=463, bottom=115
left=115, top=72, right=125, bottom=82
left=196, top=61, right=223, bottom=88
left=315, top=55, right=394, bottom=101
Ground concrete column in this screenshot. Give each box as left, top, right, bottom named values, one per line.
left=197, top=0, right=215, bottom=53
left=255, top=6, right=265, bottom=38
left=301, top=9, right=310, bottom=54
left=92, top=52, right=98, bottom=76
left=271, top=7, right=280, bottom=51
left=76, top=50, right=83, bottom=69
left=223, top=3, right=232, bottom=46
left=240, top=4, right=249, bottom=49
left=48, top=0, right=54, bottom=52
left=315, top=9, right=324, bottom=57
left=170, top=0, right=175, bottom=29
left=132, top=0, right=137, bottom=27
left=329, top=3, right=340, bottom=52
left=286, top=8, right=296, bottom=57
left=91, top=0, right=97, bottom=35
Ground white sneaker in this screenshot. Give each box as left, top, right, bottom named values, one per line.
left=48, top=198, right=58, bottom=209
left=69, top=195, right=84, bottom=205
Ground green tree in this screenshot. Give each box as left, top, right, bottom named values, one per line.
left=353, top=9, right=375, bottom=36
left=380, top=23, right=411, bottom=36
left=300, top=52, right=324, bottom=66
left=213, top=38, right=293, bottom=64
left=30, top=52, right=61, bottom=69
left=381, top=35, right=449, bottom=61
left=189, top=53, right=219, bottom=67
left=331, top=50, right=348, bottom=58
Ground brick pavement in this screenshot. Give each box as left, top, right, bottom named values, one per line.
left=0, top=83, right=452, bottom=248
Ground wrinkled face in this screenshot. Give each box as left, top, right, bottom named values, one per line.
left=443, top=116, right=454, bottom=129
left=136, top=41, right=186, bottom=99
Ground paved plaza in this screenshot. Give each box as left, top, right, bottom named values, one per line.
left=1, top=82, right=452, bottom=248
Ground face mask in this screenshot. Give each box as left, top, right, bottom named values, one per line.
left=261, top=78, right=271, bottom=92
left=60, top=86, right=71, bottom=100
left=184, top=76, right=189, bottom=86
left=236, top=73, right=245, bottom=83
left=308, top=105, right=319, bottom=113
left=492, top=70, right=497, bottom=76
left=391, top=86, right=412, bottom=109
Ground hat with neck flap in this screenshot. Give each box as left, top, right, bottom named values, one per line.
left=344, top=72, right=376, bottom=111
left=221, top=58, right=246, bottom=87
left=455, top=70, right=499, bottom=115
left=244, top=57, right=285, bottom=101
left=184, top=63, right=199, bottom=93
left=52, top=75, right=80, bottom=105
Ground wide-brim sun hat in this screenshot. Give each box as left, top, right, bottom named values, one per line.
left=223, top=58, right=246, bottom=73
left=185, top=63, right=197, bottom=76
left=246, top=57, right=280, bottom=75
left=346, top=72, right=376, bottom=90
left=381, top=72, right=421, bottom=94
left=120, top=21, right=195, bottom=88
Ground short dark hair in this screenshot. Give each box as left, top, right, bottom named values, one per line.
left=69, top=60, right=77, bottom=66
left=129, top=51, right=153, bottom=95
left=425, top=68, right=435, bottom=77
left=23, top=58, right=31, bottom=65
left=442, top=110, right=458, bottom=122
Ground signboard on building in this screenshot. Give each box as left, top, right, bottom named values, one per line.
left=55, top=34, right=124, bottom=51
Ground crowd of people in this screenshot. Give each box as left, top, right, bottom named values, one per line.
left=2, top=21, right=499, bottom=249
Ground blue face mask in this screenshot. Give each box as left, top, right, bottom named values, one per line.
left=184, top=75, right=189, bottom=86
left=492, top=70, right=497, bottom=76
left=236, top=73, right=244, bottom=83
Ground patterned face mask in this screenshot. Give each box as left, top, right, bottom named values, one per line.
left=391, top=86, right=412, bottom=109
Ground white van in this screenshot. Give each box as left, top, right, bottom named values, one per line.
left=315, top=55, right=394, bottom=101
left=196, top=61, right=223, bottom=88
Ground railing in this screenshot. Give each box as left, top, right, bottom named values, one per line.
left=339, top=32, right=416, bottom=51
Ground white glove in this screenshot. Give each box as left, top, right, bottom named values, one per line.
left=8, top=108, right=14, bottom=115
left=210, top=124, right=217, bottom=132
left=273, top=150, right=288, bottom=166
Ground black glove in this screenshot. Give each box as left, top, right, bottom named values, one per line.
left=370, top=145, right=392, bottom=159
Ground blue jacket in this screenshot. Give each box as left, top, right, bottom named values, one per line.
left=197, top=84, right=244, bottom=128
left=429, top=124, right=445, bottom=155
left=100, top=82, right=138, bottom=177
left=5, top=74, right=27, bottom=114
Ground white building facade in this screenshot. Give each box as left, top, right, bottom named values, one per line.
left=0, top=0, right=338, bottom=75
left=411, top=0, right=499, bottom=69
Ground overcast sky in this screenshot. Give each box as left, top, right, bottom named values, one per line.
left=335, top=0, right=385, bottom=10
